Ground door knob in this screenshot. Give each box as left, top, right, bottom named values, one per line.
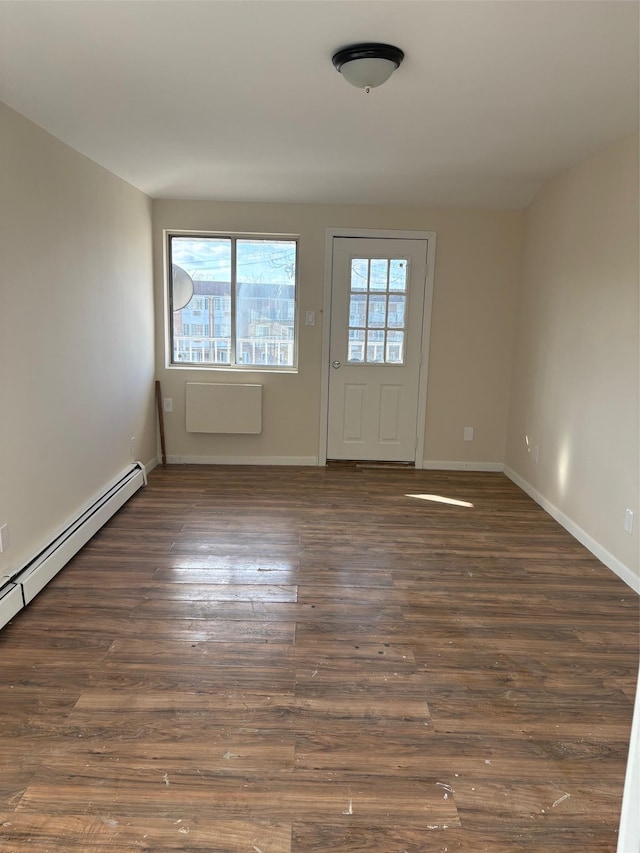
left=332, top=360, right=341, bottom=369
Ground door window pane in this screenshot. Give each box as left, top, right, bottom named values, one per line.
left=350, top=258, right=368, bottom=291
left=369, top=259, right=389, bottom=291
left=348, top=329, right=366, bottom=362
left=388, top=295, right=405, bottom=328
left=366, top=330, right=385, bottom=363
left=389, top=259, right=408, bottom=292
left=346, top=256, right=409, bottom=364
left=386, top=331, right=405, bottom=363
left=349, top=293, right=367, bottom=327
left=368, top=295, right=387, bottom=328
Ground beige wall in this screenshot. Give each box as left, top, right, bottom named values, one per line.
left=152, top=200, right=522, bottom=466
left=505, top=134, right=639, bottom=579
left=0, top=102, right=156, bottom=579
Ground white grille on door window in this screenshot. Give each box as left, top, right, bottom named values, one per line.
left=347, top=258, right=408, bottom=364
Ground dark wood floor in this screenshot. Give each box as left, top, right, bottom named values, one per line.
left=0, top=465, right=638, bottom=852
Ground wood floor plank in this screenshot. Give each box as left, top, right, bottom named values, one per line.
left=125, top=618, right=294, bottom=643
left=0, top=813, right=291, bottom=852
left=0, top=465, right=636, bottom=852
left=291, top=821, right=618, bottom=852
left=46, top=721, right=297, bottom=769
left=133, top=582, right=299, bottom=602
left=136, top=599, right=404, bottom=623
left=154, top=556, right=299, bottom=571
left=14, top=763, right=460, bottom=823
left=152, top=566, right=395, bottom=587
left=88, top=661, right=298, bottom=693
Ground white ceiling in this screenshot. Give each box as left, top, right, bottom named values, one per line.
left=0, top=1, right=638, bottom=209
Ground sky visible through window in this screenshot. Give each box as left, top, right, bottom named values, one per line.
left=171, top=237, right=296, bottom=286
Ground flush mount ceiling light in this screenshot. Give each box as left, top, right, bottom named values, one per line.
left=332, top=42, right=404, bottom=93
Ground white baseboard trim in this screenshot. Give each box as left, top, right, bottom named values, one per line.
left=166, top=455, right=319, bottom=467
left=422, top=460, right=504, bottom=472
left=144, top=455, right=159, bottom=474
left=504, top=466, right=640, bottom=594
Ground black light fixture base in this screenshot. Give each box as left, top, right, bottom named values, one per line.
left=331, top=43, right=405, bottom=73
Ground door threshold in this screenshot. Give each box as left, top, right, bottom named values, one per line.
left=327, top=460, right=415, bottom=469
left=357, top=461, right=415, bottom=469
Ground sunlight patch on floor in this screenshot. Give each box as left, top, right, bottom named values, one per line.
left=406, top=493, right=474, bottom=508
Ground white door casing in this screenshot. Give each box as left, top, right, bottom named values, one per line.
left=325, top=235, right=431, bottom=463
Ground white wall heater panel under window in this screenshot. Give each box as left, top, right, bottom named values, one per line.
left=0, top=462, right=146, bottom=630
left=186, top=382, right=262, bottom=434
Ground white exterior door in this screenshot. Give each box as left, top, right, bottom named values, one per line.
left=327, top=237, right=429, bottom=462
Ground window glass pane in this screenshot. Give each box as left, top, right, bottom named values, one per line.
left=388, top=295, right=406, bottom=328
left=348, top=329, right=365, bottom=362
left=386, top=330, right=404, bottom=363
left=170, top=237, right=232, bottom=365
left=171, top=237, right=232, bottom=283
left=368, top=294, right=387, bottom=328
left=366, top=330, right=385, bottom=363
left=389, top=259, right=408, bottom=292
left=350, top=259, right=368, bottom=291
left=236, top=240, right=296, bottom=367
left=369, top=259, right=389, bottom=291
left=349, top=293, right=367, bottom=327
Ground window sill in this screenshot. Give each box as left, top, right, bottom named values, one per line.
left=165, top=364, right=299, bottom=375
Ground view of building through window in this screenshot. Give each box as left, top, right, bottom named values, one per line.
left=169, top=235, right=297, bottom=368
left=347, top=256, right=408, bottom=364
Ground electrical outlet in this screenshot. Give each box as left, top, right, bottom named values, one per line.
left=624, top=509, right=634, bottom=534
left=463, top=426, right=474, bottom=441
left=130, top=437, right=136, bottom=460
left=163, top=398, right=173, bottom=413
left=0, top=524, right=9, bottom=554
left=533, top=446, right=539, bottom=463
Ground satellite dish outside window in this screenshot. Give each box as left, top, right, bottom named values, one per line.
left=171, top=264, right=194, bottom=311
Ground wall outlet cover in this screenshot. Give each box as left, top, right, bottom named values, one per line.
left=624, top=509, right=634, bottom=534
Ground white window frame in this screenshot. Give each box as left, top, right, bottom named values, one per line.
left=165, top=230, right=299, bottom=373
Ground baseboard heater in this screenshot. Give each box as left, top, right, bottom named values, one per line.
left=0, top=462, right=147, bottom=630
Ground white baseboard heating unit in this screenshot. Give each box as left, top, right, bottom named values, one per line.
left=0, top=462, right=147, bottom=631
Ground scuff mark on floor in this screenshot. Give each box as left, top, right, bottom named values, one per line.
left=162, top=773, right=170, bottom=785
left=552, top=792, right=570, bottom=808
left=343, top=798, right=353, bottom=815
